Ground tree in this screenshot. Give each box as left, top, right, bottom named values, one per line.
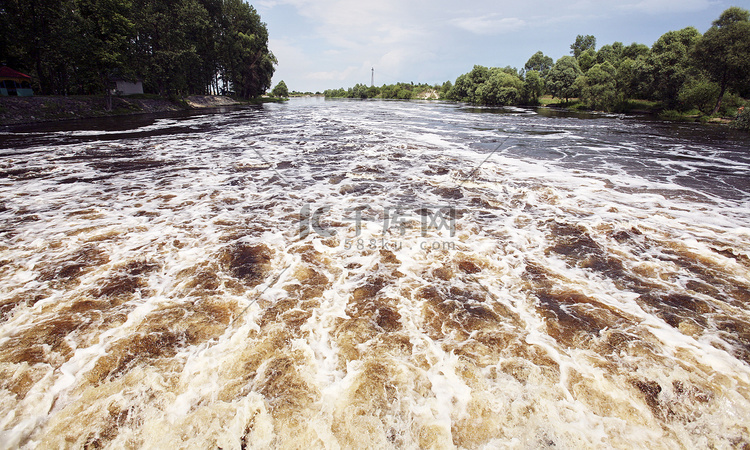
left=596, top=42, right=624, bottom=66
left=622, top=42, right=649, bottom=60
left=578, top=62, right=617, bottom=110
left=692, top=7, right=750, bottom=114
left=0, top=0, right=276, bottom=98
left=131, top=0, right=214, bottom=96
left=349, top=83, right=369, bottom=99
left=1, top=0, right=84, bottom=94
left=439, top=80, right=452, bottom=98
left=271, top=80, right=288, bottom=97
left=474, top=69, right=522, bottom=106
left=547, top=56, right=583, bottom=102
left=521, top=70, right=545, bottom=104
left=220, top=0, right=276, bottom=98
left=578, top=48, right=596, bottom=72
left=445, top=65, right=490, bottom=102
left=678, top=76, right=720, bottom=114
left=77, top=0, right=135, bottom=109
left=571, top=34, right=596, bottom=59
left=524, top=51, right=553, bottom=78
left=644, top=27, right=702, bottom=107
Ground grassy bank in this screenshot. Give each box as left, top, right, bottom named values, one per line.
left=0, top=95, right=182, bottom=126
left=537, top=95, right=746, bottom=128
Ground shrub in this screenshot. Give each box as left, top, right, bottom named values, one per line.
left=731, top=106, right=750, bottom=130
left=677, top=78, right=720, bottom=113
left=271, top=81, right=289, bottom=98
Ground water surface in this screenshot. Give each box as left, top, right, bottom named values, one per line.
left=1, top=98, right=749, bottom=448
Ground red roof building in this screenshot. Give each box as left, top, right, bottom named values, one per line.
left=0, top=66, right=33, bottom=96
left=0, top=66, right=31, bottom=80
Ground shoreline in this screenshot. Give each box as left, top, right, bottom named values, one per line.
left=0, top=95, right=285, bottom=127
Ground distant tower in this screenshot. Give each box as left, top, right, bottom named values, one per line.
left=371, top=67, right=374, bottom=87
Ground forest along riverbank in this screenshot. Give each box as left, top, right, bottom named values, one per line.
left=0, top=95, right=244, bottom=126
left=0, top=98, right=749, bottom=448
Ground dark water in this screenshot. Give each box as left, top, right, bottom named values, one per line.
left=1, top=98, right=749, bottom=448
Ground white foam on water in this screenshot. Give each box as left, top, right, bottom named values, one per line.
left=0, top=98, right=749, bottom=448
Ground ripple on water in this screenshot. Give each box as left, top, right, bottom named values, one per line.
left=0, top=99, right=749, bottom=448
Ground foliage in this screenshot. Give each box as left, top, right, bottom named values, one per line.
left=220, top=0, right=276, bottom=98
left=731, top=105, right=750, bottom=130
left=571, top=35, right=596, bottom=59
left=691, top=7, right=750, bottom=113
left=446, top=65, right=490, bottom=102
left=439, top=81, right=453, bottom=99
left=596, top=42, right=623, bottom=66
left=547, top=56, right=582, bottom=102
left=323, top=82, right=436, bottom=100
left=1, top=0, right=276, bottom=98
left=474, top=70, right=522, bottom=106
left=443, top=66, right=523, bottom=106
left=622, top=43, right=649, bottom=60
left=521, top=71, right=545, bottom=105
left=271, top=80, right=289, bottom=98
left=643, top=27, right=702, bottom=107
left=524, top=51, right=554, bottom=79
left=658, top=109, right=693, bottom=121
left=578, top=62, right=617, bottom=110
left=677, top=77, right=720, bottom=114
left=334, top=7, right=748, bottom=118
left=578, top=49, right=596, bottom=73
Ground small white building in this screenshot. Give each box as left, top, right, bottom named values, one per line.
left=113, top=79, right=144, bottom=96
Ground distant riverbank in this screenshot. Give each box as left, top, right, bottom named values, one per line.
left=0, top=95, right=284, bottom=126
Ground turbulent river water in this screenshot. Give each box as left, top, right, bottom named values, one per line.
left=1, top=98, right=749, bottom=449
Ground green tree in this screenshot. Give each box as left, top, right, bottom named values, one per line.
left=524, top=51, right=554, bottom=78
left=678, top=76, right=720, bottom=113
left=578, top=48, right=596, bottom=72
left=644, top=27, right=702, bottom=107
left=622, top=42, right=649, bottom=60
left=271, top=80, right=288, bottom=97
left=439, top=80, right=452, bottom=98
left=132, top=0, right=214, bottom=96
left=1, top=0, right=84, bottom=94
left=220, top=0, right=276, bottom=98
left=446, top=65, right=490, bottom=102
left=77, top=0, right=135, bottom=109
left=521, top=70, right=545, bottom=104
left=547, top=56, right=583, bottom=102
left=614, top=57, right=642, bottom=99
left=692, top=7, right=750, bottom=114
left=474, top=70, right=522, bottom=106
left=578, top=62, right=617, bottom=110
left=349, top=83, right=369, bottom=99
left=596, top=42, right=624, bottom=66
left=571, top=34, right=596, bottom=58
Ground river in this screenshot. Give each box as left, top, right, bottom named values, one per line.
left=1, top=98, right=749, bottom=448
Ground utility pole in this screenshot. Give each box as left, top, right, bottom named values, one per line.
left=371, top=67, right=374, bottom=87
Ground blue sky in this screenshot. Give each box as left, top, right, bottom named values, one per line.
left=257, top=0, right=749, bottom=93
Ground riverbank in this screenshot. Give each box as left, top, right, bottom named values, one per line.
left=0, top=95, right=285, bottom=126
left=537, top=95, right=746, bottom=127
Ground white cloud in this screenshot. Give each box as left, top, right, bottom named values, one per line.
left=450, top=14, right=527, bottom=35
left=261, top=0, right=727, bottom=91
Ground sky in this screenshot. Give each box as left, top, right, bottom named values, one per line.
left=257, top=0, right=750, bottom=93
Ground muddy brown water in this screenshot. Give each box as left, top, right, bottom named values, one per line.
left=0, top=98, right=749, bottom=448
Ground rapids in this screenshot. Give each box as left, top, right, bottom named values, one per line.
left=0, top=98, right=749, bottom=448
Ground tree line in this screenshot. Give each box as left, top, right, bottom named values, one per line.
left=0, top=0, right=276, bottom=99
left=324, top=82, right=443, bottom=100
left=323, top=7, right=749, bottom=121
left=447, top=7, right=750, bottom=116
